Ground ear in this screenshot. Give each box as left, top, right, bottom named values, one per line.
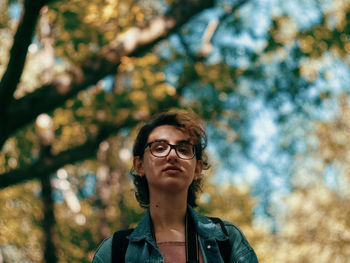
left=194, top=160, right=203, bottom=180
left=133, top=156, right=145, bottom=176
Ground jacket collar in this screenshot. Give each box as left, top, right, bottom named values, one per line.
left=128, top=209, right=154, bottom=243
left=187, top=205, right=228, bottom=241
left=128, top=205, right=227, bottom=242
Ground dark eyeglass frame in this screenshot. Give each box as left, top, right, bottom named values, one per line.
left=145, top=140, right=196, bottom=160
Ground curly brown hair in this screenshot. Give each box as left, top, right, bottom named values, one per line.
left=131, top=110, right=209, bottom=208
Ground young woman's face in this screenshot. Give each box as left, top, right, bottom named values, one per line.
left=134, top=125, right=203, bottom=195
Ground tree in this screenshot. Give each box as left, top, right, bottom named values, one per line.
left=267, top=95, right=350, bottom=263
left=198, top=182, right=273, bottom=262
left=0, top=0, right=218, bottom=261
left=1, top=0, right=350, bottom=262
left=0, top=0, right=216, bottom=188
left=271, top=183, right=350, bottom=263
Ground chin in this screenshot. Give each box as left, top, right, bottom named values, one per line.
left=153, top=179, right=191, bottom=193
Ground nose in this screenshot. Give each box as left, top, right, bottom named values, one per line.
left=167, top=147, right=178, bottom=159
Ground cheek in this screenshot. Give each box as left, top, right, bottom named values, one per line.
left=143, top=157, right=160, bottom=174
left=185, top=160, right=197, bottom=173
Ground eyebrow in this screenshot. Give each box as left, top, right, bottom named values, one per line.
left=150, top=139, right=191, bottom=145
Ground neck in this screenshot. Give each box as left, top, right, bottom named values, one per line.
left=149, top=192, right=188, bottom=228
left=149, top=192, right=188, bottom=242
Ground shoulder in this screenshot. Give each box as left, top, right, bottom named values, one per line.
left=203, top=216, right=259, bottom=262
left=222, top=220, right=248, bottom=243
left=92, top=236, right=112, bottom=263
left=222, top=221, right=259, bottom=262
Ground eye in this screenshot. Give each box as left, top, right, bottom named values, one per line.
left=151, top=142, right=168, bottom=153
left=177, top=144, right=192, bottom=155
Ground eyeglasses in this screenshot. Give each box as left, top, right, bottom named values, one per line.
left=145, top=140, right=195, bottom=160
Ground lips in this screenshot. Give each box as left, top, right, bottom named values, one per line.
left=163, top=165, right=181, bottom=172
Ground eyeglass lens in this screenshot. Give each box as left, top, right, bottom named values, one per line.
left=149, top=141, right=194, bottom=159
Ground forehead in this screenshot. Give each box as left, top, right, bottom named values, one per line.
left=147, top=125, right=190, bottom=143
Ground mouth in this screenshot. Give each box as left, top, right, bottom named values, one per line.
left=163, top=166, right=181, bottom=172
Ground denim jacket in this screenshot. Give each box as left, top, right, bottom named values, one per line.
left=92, top=206, right=258, bottom=263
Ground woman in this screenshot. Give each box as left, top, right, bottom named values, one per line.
left=93, top=110, right=258, bottom=263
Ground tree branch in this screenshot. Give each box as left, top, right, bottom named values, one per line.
left=0, top=119, right=136, bottom=189
left=0, top=0, right=52, bottom=113
left=210, top=0, right=250, bottom=40
left=178, top=0, right=250, bottom=60
left=0, top=0, right=214, bottom=149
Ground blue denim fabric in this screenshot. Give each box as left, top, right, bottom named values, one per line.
left=92, top=206, right=259, bottom=263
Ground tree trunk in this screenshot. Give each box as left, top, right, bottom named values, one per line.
left=40, top=174, right=58, bottom=263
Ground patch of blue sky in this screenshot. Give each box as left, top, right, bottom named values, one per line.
left=261, top=61, right=280, bottom=80
left=206, top=128, right=234, bottom=173
left=168, top=34, right=186, bottom=55
left=156, top=42, right=173, bottom=60
left=251, top=172, right=288, bottom=228
left=246, top=99, right=295, bottom=188
left=319, top=0, right=336, bottom=11
left=303, top=96, right=336, bottom=122
left=321, top=0, right=346, bottom=29
left=325, top=162, right=350, bottom=197
left=244, top=98, right=289, bottom=166
left=221, top=167, right=246, bottom=185
left=248, top=96, right=265, bottom=112
left=238, top=76, right=270, bottom=98
left=199, top=4, right=223, bottom=21
left=200, top=2, right=269, bottom=63
left=306, top=85, right=322, bottom=101
left=222, top=93, right=244, bottom=110
left=266, top=0, right=284, bottom=17
left=9, top=2, right=22, bottom=20
left=224, top=51, right=252, bottom=68
left=307, top=78, right=327, bottom=97
left=323, top=163, right=340, bottom=191
left=244, top=162, right=262, bottom=183
left=164, top=60, right=184, bottom=86
left=290, top=133, right=308, bottom=153
left=278, top=95, right=295, bottom=115
left=326, top=59, right=350, bottom=94
left=282, top=0, right=322, bottom=30
left=211, top=154, right=252, bottom=185
left=207, top=121, right=245, bottom=156
left=238, top=0, right=272, bottom=37
left=248, top=105, right=278, bottom=160
left=325, top=13, right=339, bottom=30
left=206, top=141, right=220, bottom=167
left=101, top=75, right=114, bottom=92
left=218, top=32, right=258, bottom=51
left=270, top=187, right=289, bottom=206
left=179, top=83, right=197, bottom=104
left=305, top=75, right=343, bottom=122
left=182, top=7, right=222, bottom=51
left=229, top=161, right=262, bottom=186
left=209, top=4, right=270, bottom=55
left=314, top=101, right=338, bottom=122
left=269, top=169, right=288, bottom=189
left=52, top=189, right=64, bottom=203
left=181, top=20, right=212, bottom=52
left=206, top=45, right=224, bottom=64
left=81, top=173, right=97, bottom=198
left=324, top=162, right=350, bottom=196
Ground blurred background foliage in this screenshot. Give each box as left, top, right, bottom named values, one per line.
left=1, top=0, right=350, bottom=262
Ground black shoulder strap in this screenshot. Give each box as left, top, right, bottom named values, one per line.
left=111, top=219, right=231, bottom=263
left=207, top=217, right=231, bottom=263
left=111, top=228, right=134, bottom=263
